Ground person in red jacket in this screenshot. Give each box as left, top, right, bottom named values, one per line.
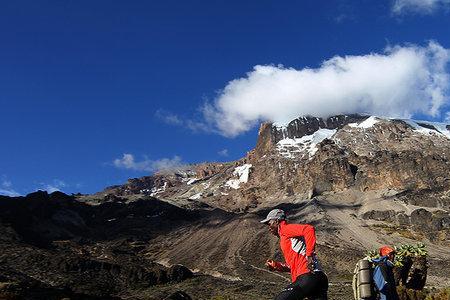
left=261, top=208, right=328, bottom=300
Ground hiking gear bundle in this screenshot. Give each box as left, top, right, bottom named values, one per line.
left=353, top=259, right=373, bottom=300
left=353, top=257, right=400, bottom=300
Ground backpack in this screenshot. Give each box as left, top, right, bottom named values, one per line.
left=352, top=259, right=375, bottom=300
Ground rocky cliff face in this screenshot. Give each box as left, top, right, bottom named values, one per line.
left=253, top=116, right=450, bottom=195
left=252, top=114, right=368, bottom=158
left=271, top=114, right=368, bottom=143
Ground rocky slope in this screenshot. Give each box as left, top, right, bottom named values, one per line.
left=1, top=114, right=450, bottom=299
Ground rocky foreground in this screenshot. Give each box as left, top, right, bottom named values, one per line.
left=0, top=190, right=449, bottom=300
left=0, top=191, right=355, bottom=299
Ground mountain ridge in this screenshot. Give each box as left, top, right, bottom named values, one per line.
left=99, top=114, right=450, bottom=212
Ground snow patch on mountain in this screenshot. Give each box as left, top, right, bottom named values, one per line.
left=189, top=192, right=202, bottom=200
left=403, top=120, right=450, bottom=139
left=276, top=129, right=337, bottom=159
left=225, top=164, right=252, bottom=189
left=348, top=116, right=379, bottom=128
left=186, top=178, right=199, bottom=185
left=150, top=182, right=167, bottom=196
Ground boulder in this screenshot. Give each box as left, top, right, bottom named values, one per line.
left=410, top=209, right=433, bottom=232
left=167, top=265, right=193, bottom=282
left=164, top=291, right=192, bottom=300
left=362, top=210, right=396, bottom=222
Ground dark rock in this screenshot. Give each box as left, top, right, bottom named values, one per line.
left=396, top=286, right=428, bottom=300
left=164, top=291, right=192, bottom=300
left=441, top=216, right=450, bottom=229
left=52, top=209, right=86, bottom=228
left=431, top=210, right=450, bottom=231
left=405, top=194, right=440, bottom=208
left=410, top=209, right=433, bottom=232
left=0, top=190, right=199, bottom=298
left=103, top=194, right=126, bottom=202
left=167, top=265, right=193, bottom=282
left=396, top=213, right=410, bottom=226
left=49, top=191, right=73, bottom=202
left=410, top=209, right=450, bottom=233
left=270, top=114, right=368, bottom=143
left=362, top=210, right=396, bottom=222
left=26, top=190, right=49, bottom=201
left=416, top=122, right=438, bottom=131
left=406, top=256, right=428, bottom=290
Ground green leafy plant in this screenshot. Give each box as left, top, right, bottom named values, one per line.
left=364, top=249, right=379, bottom=260
left=364, top=243, right=427, bottom=265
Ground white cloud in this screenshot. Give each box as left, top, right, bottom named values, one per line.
left=1, top=179, right=12, bottom=188
left=201, top=42, right=450, bottom=137
left=445, top=111, right=450, bottom=123
left=0, top=189, right=20, bottom=197
left=155, top=109, right=184, bottom=126
left=113, top=154, right=186, bottom=173
left=155, top=109, right=214, bottom=134
left=392, top=0, right=450, bottom=15
left=41, top=179, right=66, bottom=193
left=0, top=176, right=20, bottom=197
left=218, top=149, right=229, bottom=157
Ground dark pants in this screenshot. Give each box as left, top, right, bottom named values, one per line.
left=275, top=271, right=328, bottom=300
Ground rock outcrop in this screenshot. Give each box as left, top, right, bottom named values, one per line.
left=0, top=191, right=198, bottom=299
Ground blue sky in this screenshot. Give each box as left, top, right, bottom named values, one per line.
left=1, top=0, right=450, bottom=196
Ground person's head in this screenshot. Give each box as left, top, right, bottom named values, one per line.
left=261, top=209, right=286, bottom=236
left=379, top=246, right=395, bottom=261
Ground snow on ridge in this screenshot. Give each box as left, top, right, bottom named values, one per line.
left=225, top=164, right=252, bottom=189
left=403, top=120, right=436, bottom=135
left=348, top=116, right=379, bottom=129
left=347, top=116, right=450, bottom=139
left=403, top=119, right=450, bottom=139
left=234, top=164, right=252, bottom=182
left=150, top=182, right=167, bottom=196
left=189, top=192, right=202, bottom=200
left=276, top=128, right=337, bottom=159
left=186, top=178, right=198, bottom=185
left=272, top=116, right=320, bottom=129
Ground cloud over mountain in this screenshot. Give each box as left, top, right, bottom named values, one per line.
left=0, top=177, right=20, bottom=197
left=202, top=42, right=450, bottom=137
left=113, top=154, right=185, bottom=173
left=41, top=179, right=67, bottom=193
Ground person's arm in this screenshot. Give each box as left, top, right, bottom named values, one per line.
left=265, top=259, right=291, bottom=272
left=279, top=223, right=316, bottom=257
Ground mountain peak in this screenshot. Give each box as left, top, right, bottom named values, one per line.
left=251, top=114, right=369, bottom=159
left=250, top=114, right=450, bottom=160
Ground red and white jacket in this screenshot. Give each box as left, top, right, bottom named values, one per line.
left=276, top=220, right=321, bottom=282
